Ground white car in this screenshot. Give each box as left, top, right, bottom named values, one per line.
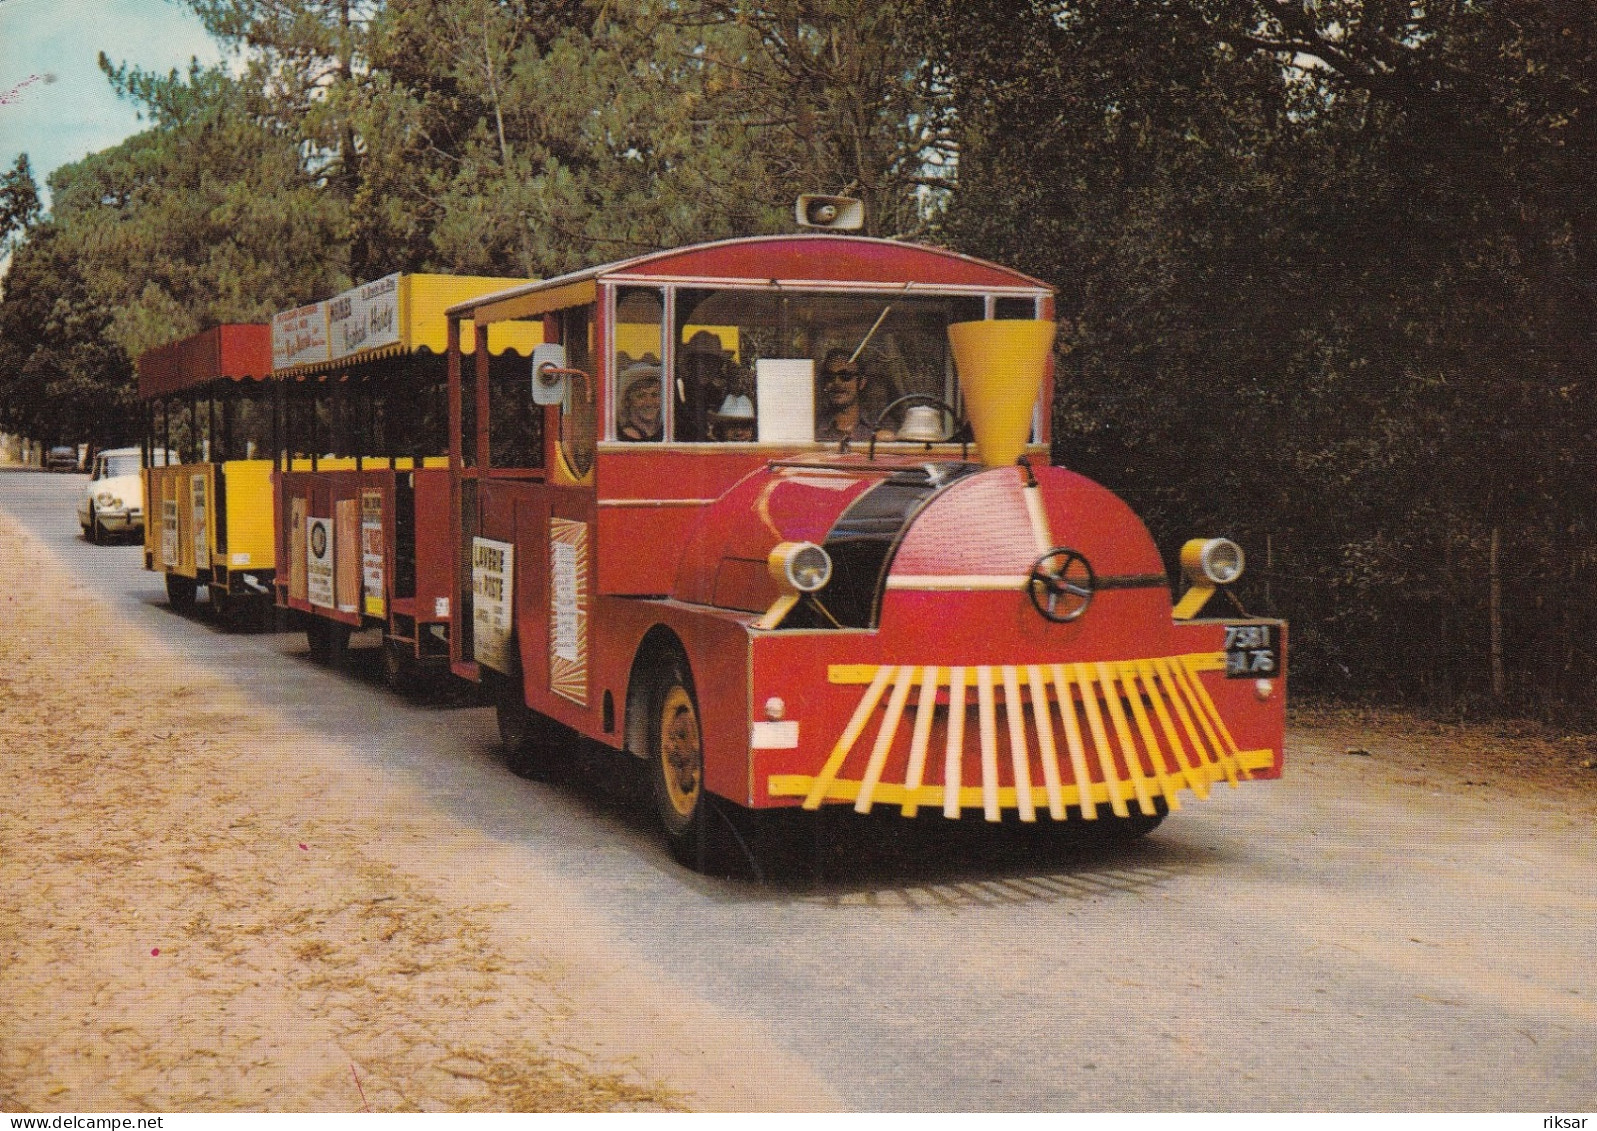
left=78, top=447, right=172, bottom=544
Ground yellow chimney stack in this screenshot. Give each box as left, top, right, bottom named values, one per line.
left=947, top=319, right=1056, bottom=468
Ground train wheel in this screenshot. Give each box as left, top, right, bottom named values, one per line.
left=1034, top=800, right=1168, bottom=845
left=306, top=619, right=350, bottom=667
left=165, top=572, right=198, bottom=612
left=649, top=658, right=708, bottom=866
left=496, top=688, right=565, bottom=780
left=381, top=640, right=415, bottom=694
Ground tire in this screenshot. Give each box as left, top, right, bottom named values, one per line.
left=208, top=587, right=256, bottom=630
left=305, top=618, right=351, bottom=667
left=1031, top=799, right=1168, bottom=845
left=647, top=655, right=710, bottom=867
left=165, top=572, right=198, bottom=612
left=381, top=639, right=415, bottom=694
left=88, top=508, right=104, bottom=545
left=496, top=684, right=567, bottom=780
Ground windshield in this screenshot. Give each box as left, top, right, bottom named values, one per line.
left=665, top=288, right=987, bottom=443
left=103, top=455, right=142, bottom=478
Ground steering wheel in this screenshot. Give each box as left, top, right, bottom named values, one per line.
left=1027, top=548, right=1095, bottom=623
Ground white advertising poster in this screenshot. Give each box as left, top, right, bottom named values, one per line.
left=550, top=543, right=580, bottom=663
left=329, top=273, right=401, bottom=361
left=472, top=538, right=515, bottom=674
left=360, top=490, right=385, bottom=617
left=548, top=519, right=589, bottom=706
left=190, top=474, right=209, bottom=570
left=306, top=516, right=335, bottom=609
left=161, top=499, right=179, bottom=568
left=271, top=301, right=331, bottom=370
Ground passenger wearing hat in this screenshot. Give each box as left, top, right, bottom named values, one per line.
left=708, top=392, right=756, bottom=442
left=674, top=329, right=732, bottom=441
left=616, top=358, right=663, bottom=442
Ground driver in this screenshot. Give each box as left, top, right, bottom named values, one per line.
left=816, top=349, right=882, bottom=442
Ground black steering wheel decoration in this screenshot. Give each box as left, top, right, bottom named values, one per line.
left=1028, top=547, right=1095, bottom=623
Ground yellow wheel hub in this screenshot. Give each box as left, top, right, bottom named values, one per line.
left=659, top=684, right=702, bottom=820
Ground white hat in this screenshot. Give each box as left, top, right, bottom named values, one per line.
left=710, top=393, right=754, bottom=420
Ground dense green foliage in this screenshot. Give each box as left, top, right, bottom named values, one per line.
left=1, top=0, right=1593, bottom=716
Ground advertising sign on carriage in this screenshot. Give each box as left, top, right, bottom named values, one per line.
left=307, top=516, right=335, bottom=610
left=328, top=273, right=402, bottom=361
left=271, top=302, right=330, bottom=370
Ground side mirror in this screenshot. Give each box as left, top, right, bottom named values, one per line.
left=530, top=343, right=568, bottom=405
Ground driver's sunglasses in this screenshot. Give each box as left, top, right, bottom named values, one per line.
left=824, top=369, right=859, bottom=383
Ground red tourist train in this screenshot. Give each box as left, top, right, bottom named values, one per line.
left=437, top=232, right=1285, bottom=867
left=134, top=227, right=1284, bottom=872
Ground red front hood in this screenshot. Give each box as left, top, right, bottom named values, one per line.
left=673, top=457, right=1171, bottom=634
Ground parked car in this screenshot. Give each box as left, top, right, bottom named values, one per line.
left=45, top=445, right=79, bottom=472
left=77, top=447, right=172, bottom=544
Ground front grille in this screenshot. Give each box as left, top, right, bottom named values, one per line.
left=770, top=654, right=1269, bottom=820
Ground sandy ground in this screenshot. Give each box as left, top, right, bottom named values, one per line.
left=0, top=511, right=839, bottom=1113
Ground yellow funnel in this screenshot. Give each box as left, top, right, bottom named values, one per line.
left=948, top=319, right=1056, bottom=468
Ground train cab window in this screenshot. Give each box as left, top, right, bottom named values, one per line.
left=671, top=287, right=985, bottom=442
left=614, top=287, right=664, bottom=442
left=995, top=297, right=1039, bottom=320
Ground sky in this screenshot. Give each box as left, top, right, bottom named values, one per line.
left=0, top=0, right=225, bottom=203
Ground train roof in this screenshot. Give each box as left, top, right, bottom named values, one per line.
left=136, top=324, right=274, bottom=400
left=446, top=235, right=1053, bottom=324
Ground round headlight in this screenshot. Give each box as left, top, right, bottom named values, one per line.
left=768, top=541, right=833, bottom=593
left=95, top=491, right=117, bottom=507
left=1182, top=538, right=1245, bottom=586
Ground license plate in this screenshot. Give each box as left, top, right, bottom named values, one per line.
left=1224, top=624, right=1279, bottom=678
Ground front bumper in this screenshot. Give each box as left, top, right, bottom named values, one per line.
left=94, top=508, right=142, bottom=532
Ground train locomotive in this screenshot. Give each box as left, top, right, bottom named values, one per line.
left=440, top=232, right=1286, bottom=869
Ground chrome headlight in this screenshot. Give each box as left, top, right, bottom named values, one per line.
left=1182, top=538, right=1245, bottom=586
left=768, top=541, right=833, bottom=593
left=95, top=492, right=122, bottom=509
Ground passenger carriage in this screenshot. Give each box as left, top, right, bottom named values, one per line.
left=267, top=274, right=538, bottom=683
left=137, top=324, right=277, bottom=618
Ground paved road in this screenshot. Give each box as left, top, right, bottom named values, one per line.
left=5, top=466, right=1594, bottom=1111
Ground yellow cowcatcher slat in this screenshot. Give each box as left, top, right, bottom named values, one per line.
left=1151, top=657, right=1220, bottom=794
left=900, top=665, right=941, bottom=818
left=1050, top=664, right=1099, bottom=819
left=1169, top=657, right=1244, bottom=786
left=1073, top=662, right=1132, bottom=818
left=1117, top=664, right=1181, bottom=812
left=977, top=666, right=1001, bottom=822
left=1138, top=659, right=1210, bottom=799
left=1095, top=661, right=1158, bottom=816
left=1027, top=665, right=1067, bottom=819
left=804, top=665, right=895, bottom=809
left=855, top=666, right=917, bottom=813
left=1180, top=657, right=1253, bottom=783
left=943, top=666, right=967, bottom=819
left=1001, top=666, right=1037, bottom=822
